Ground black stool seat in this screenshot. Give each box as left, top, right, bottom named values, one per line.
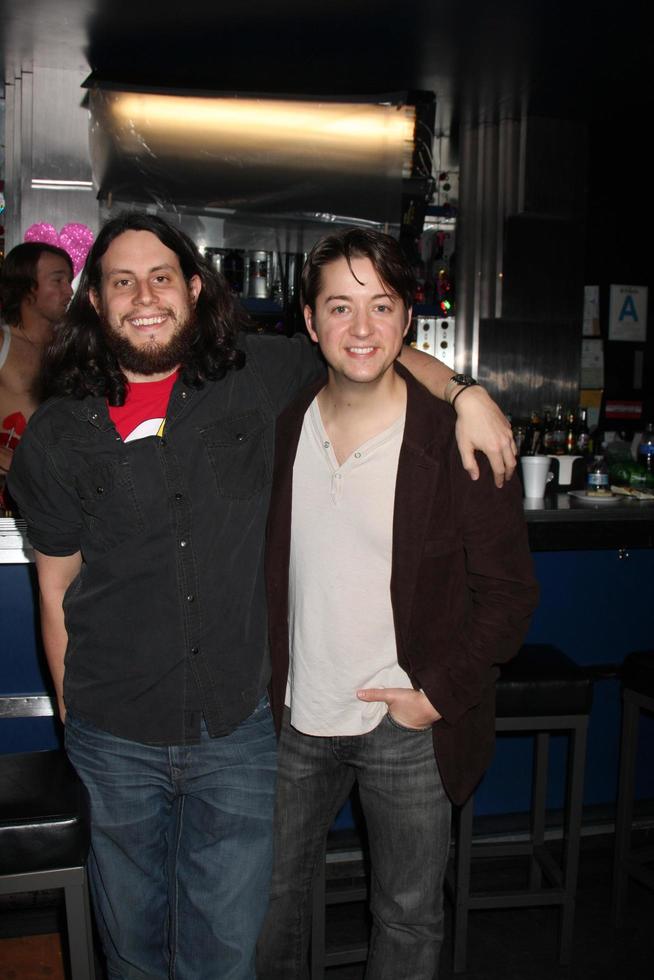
left=621, top=650, right=654, bottom=699
left=0, top=749, right=89, bottom=876
left=497, top=644, right=594, bottom=717
left=612, top=650, right=654, bottom=926
left=0, top=696, right=96, bottom=979
left=448, top=644, right=593, bottom=973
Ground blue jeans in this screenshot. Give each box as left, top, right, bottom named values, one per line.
left=256, top=711, right=451, bottom=980
left=65, top=699, right=277, bottom=980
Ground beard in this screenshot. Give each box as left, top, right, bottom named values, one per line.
left=100, top=306, right=198, bottom=376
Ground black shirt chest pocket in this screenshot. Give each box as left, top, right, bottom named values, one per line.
left=74, top=456, right=144, bottom=548
left=200, top=410, right=271, bottom=500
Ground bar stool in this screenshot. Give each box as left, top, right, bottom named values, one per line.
left=447, top=644, right=594, bottom=973
left=611, top=650, right=654, bottom=926
left=0, top=695, right=96, bottom=980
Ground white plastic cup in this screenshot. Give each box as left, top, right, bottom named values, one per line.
left=520, top=455, right=554, bottom=498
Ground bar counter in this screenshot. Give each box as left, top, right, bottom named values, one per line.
left=524, top=493, right=654, bottom=551
left=4, top=496, right=654, bottom=564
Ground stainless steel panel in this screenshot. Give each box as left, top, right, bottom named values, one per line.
left=3, top=66, right=99, bottom=251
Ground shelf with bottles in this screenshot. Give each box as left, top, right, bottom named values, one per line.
left=511, top=405, right=591, bottom=458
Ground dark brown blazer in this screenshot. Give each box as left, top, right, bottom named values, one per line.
left=265, top=362, right=539, bottom=805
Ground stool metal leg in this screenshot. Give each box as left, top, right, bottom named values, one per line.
left=311, top=850, right=327, bottom=980
left=529, top=732, right=549, bottom=891
left=63, top=869, right=96, bottom=980
left=453, top=794, right=474, bottom=974
left=611, top=691, right=639, bottom=928
left=558, top=718, right=587, bottom=965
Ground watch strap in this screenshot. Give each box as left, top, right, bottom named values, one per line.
left=445, top=374, right=478, bottom=405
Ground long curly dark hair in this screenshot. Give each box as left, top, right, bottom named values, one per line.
left=40, top=211, right=246, bottom=405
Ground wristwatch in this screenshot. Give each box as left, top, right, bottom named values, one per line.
left=444, top=373, right=479, bottom=405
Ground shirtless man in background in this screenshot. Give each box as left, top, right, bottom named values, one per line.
left=0, top=242, right=74, bottom=481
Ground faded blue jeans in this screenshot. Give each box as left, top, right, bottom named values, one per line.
left=257, top=710, right=451, bottom=980
left=65, top=698, right=277, bottom=980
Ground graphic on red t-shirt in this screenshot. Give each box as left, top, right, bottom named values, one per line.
left=108, top=372, right=178, bottom=442
left=1, top=410, right=27, bottom=450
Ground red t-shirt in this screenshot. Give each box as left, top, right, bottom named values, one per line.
left=108, top=371, right=178, bottom=442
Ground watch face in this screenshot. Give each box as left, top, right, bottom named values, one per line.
left=452, top=374, right=477, bottom=386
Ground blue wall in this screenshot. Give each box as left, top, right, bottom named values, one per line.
left=474, top=548, right=654, bottom=815
left=1, top=563, right=60, bottom=752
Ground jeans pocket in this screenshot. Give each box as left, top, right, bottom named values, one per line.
left=385, top=710, right=432, bottom=734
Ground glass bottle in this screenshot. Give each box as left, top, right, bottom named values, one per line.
left=637, top=423, right=654, bottom=475
left=541, top=409, right=554, bottom=452
left=565, top=410, right=576, bottom=454
left=576, top=408, right=590, bottom=455
left=551, top=404, right=566, bottom=455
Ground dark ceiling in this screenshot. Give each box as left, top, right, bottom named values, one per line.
left=1, top=0, right=652, bottom=135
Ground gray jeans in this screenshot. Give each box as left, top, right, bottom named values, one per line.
left=257, top=710, right=451, bottom=980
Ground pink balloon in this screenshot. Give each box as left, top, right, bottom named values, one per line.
left=23, top=221, right=95, bottom=277
left=59, top=223, right=96, bottom=277
left=24, top=223, right=60, bottom=247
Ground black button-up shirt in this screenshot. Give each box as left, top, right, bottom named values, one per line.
left=8, top=332, right=321, bottom=745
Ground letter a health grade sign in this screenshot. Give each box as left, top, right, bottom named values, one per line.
left=608, top=284, right=648, bottom=341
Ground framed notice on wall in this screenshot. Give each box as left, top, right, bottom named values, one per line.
left=608, top=285, right=648, bottom=342
left=583, top=285, right=600, bottom=336
left=581, top=338, right=604, bottom=388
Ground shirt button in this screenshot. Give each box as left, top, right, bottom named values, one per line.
left=161, top=437, right=167, bottom=447
left=323, top=441, right=330, bottom=449
left=181, top=391, right=188, bottom=399
left=191, top=646, right=199, bottom=656
left=186, top=594, right=195, bottom=603
left=235, top=432, right=245, bottom=442
left=354, top=451, right=362, bottom=459
left=175, top=493, right=183, bottom=501
left=96, top=486, right=104, bottom=494
left=180, top=540, right=188, bottom=548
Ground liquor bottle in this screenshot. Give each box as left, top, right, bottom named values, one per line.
left=551, top=405, right=566, bottom=455
left=524, top=412, right=543, bottom=455
left=541, top=409, right=554, bottom=452
left=565, top=410, right=576, bottom=454
left=637, top=423, right=654, bottom=475
left=586, top=453, right=610, bottom=495
left=534, top=412, right=545, bottom=454
left=576, top=408, right=590, bottom=455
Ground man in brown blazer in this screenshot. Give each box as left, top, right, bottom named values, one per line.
left=258, top=228, right=539, bottom=980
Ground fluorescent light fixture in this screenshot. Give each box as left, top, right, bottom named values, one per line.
left=31, top=179, right=94, bottom=190
left=89, top=86, right=423, bottom=223
left=109, top=93, right=415, bottom=160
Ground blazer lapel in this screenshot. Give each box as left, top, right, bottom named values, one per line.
left=391, top=364, right=447, bottom=664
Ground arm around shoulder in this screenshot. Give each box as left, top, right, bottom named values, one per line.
left=397, top=346, right=516, bottom=487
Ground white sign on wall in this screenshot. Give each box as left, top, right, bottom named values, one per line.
left=608, top=284, right=648, bottom=342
